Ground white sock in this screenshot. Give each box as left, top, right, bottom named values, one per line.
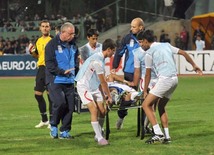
left=91, top=121, right=103, bottom=141
left=153, top=124, right=164, bottom=135
left=164, top=128, right=170, bottom=139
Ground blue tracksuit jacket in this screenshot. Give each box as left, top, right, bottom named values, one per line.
left=45, top=34, right=79, bottom=84
left=113, top=33, right=140, bottom=73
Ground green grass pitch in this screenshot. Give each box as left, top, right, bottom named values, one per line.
left=0, top=76, right=213, bottom=155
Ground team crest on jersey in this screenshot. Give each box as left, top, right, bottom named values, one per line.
left=58, top=45, right=63, bottom=53
left=130, top=39, right=134, bottom=47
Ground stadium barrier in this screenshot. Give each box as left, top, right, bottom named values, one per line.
left=0, top=50, right=213, bottom=77
left=0, top=54, right=37, bottom=76
left=177, top=50, right=214, bottom=74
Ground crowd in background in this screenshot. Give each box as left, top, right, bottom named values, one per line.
left=1, top=11, right=214, bottom=56
left=0, top=7, right=113, bottom=33
left=0, top=35, right=33, bottom=55
left=160, top=25, right=214, bottom=51
left=0, top=8, right=115, bottom=55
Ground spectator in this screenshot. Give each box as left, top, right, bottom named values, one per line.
left=59, top=15, right=67, bottom=22
left=56, top=11, right=63, bottom=20
left=50, top=14, right=56, bottom=20
left=195, top=34, right=205, bottom=51
left=76, top=14, right=82, bottom=24
left=17, top=34, right=30, bottom=54
left=104, top=7, right=113, bottom=30
left=26, top=21, right=36, bottom=31
left=16, top=36, right=25, bottom=54
left=25, top=42, right=30, bottom=54
left=30, top=35, right=36, bottom=43
left=180, top=26, right=189, bottom=50
left=174, top=33, right=181, bottom=48
left=193, top=25, right=205, bottom=44
left=96, top=15, right=105, bottom=32
left=24, top=15, right=31, bottom=21
left=71, top=14, right=81, bottom=24
left=0, top=41, right=3, bottom=55
left=34, top=14, right=41, bottom=21
left=19, top=20, right=27, bottom=32
left=84, top=14, right=93, bottom=36
left=3, top=21, right=15, bottom=32
left=10, top=36, right=17, bottom=46
left=21, top=34, right=30, bottom=46
left=42, top=14, right=49, bottom=20
left=10, top=37, right=18, bottom=54
left=3, top=40, right=15, bottom=54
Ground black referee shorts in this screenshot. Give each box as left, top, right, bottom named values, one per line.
left=34, top=65, right=47, bottom=92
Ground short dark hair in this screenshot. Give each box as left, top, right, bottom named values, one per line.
left=136, top=31, right=144, bottom=40
left=142, top=30, right=155, bottom=43
left=87, top=29, right=99, bottom=37
left=39, top=20, right=50, bottom=26
left=102, top=39, right=116, bottom=51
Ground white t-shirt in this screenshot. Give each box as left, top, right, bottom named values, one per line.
left=195, top=40, right=205, bottom=51
left=145, top=42, right=179, bottom=77
left=76, top=52, right=105, bottom=91
left=79, top=42, right=102, bottom=61
left=133, top=45, right=157, bottom=79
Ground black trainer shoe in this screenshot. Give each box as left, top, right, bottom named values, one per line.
left=145, top=134, right=165, bottom=144
left=162, top=138, right=171, bottom=144
left=145, top=127, right=154, bottom=135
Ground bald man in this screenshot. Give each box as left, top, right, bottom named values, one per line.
left=112, top=17, right=145, bottom=129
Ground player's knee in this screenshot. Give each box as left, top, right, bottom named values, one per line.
left=100, top=108, right=106, bottom=116
left=142, top=103, right=146, bottom=110
left=35, top=91, right=43, bottom=95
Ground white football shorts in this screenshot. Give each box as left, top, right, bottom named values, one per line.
left=149, top=76, right=178, bottom=99
left=76, top=84, right=103, bottom=105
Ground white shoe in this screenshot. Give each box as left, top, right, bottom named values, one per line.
left=47, top=124, right=51, bottom=129
left=98, top=138, right=109, bottom=145
left=94, top=128, right=105, bottom=142
left=116, top=118, right=124, bottom=130
left=35, top=121, right=49, bottom=128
